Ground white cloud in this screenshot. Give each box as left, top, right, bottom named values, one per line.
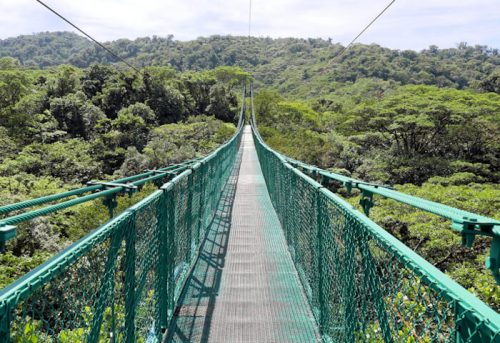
left=0, top=0, right=498, bottom=50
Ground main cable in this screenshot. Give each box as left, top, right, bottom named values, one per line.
left=247, top=0, right=254, bottom=77
left=35, top=0, right=141, bottom=74
left=327, top=0, right=397, bottom=66
left=248, top=0, right=252, bottom=41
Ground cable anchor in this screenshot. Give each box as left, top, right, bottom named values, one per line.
left=0, top=224, right=16, bottom=253
left=87, top=181, right=138, bottom=217
left=359, top=190, right=374, bottom=216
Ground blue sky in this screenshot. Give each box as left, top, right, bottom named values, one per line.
left=1, top=0, right=499, bottom=50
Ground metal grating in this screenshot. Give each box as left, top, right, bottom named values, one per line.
left=168, top=126, right=319, bottom=342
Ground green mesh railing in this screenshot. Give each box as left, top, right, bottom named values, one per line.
left=283, top=157, right=500, bottom=284
left=250, top=88, right=500, bottom=342
left=0, top=95, right=245, bottom=342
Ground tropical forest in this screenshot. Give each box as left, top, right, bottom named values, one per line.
left=0, top=6, right=499, bottom=340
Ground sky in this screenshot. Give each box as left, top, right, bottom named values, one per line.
left=0, top=0, right=499, bottom=51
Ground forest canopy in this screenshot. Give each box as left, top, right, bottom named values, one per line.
left=0, top=31, right=499, bottom=307
left=0, top=60, right=250, bottom=289
left=1, top=32, right=499, bottom=97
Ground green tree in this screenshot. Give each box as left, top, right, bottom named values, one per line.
left=49, top=92, right=106, bottom=139
left=46, top=65, right=80, bottom=98
left=0, top=139, right=102, bottom=183
left=81, top=64, right=114, bottom=99
left=143, top=116, right=235, bottom=167
left=112, top=110, right=150, bottom=151
left=211, top=66, right=251, bottom=90
left=0, top=69, right=29, bottom=127
left=146, top=83, right=186, bottom=124
left=118, top=102, right=157, bottom=125
left=180, top=72, right=216, bottom=115
left=206, top=84, right=238, bottom=122
left=0, top=57, right=21, bottom=70
left=478, top=69, right=500, bottom=94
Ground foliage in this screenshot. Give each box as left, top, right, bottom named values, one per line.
left=0, top=252, right=51, bottom=289
left=49, top=92, right=106, bottom=139
left=256, top=85, right=500, bottom=185
left=206, top=84, right=239, bottom=122
left=478, top=68, right=500, bottom=94
left=143, top=115, right=235, bottom=169
left=0, top=61, right=242, bottom=293
left=0, top=139, right=102, bottom=183
left=1, top=32, right=499, bottom=96
left=0, top=60, right=240, bottom=177
left=211, top=66, right=252, bottom=89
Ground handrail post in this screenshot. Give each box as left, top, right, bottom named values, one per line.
left=486, top=237, right=500, bottom=284
left=359, top=190, right=374, bottom=217
left=156, top=191, right=169, bottom=336
left=342, top=217, right=356, bottom=342
left=110, top=273, right=116, bottom=343
left=88, top=222, right=126, bottom=343
left=166, top=189, right=176, bottom=319
left=279, top=162, right=289, bottom=246
left=103, top=195, right=118, bottom=218
left=124, top=213, right=137, bottom=343
left=289, top=169, right=298, bottom=261
left=0, top=304, right=10, bottom=343
left=198, top=163, right=207, bottom=240
left=186, top=172, right=194, bottom=260
left=195, top=168, right=203, bottom=248
left=359, top=236, right=393, bottom=343
left=316, top=187, right=328, bottom=334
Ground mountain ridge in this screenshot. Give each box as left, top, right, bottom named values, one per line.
left=1, top=31, right=499, bottom=96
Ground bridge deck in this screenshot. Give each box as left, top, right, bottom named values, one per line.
left=167, top=126, right=319, bottom=342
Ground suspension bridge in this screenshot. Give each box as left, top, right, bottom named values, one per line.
left=0, top=86, right=499, bottom=342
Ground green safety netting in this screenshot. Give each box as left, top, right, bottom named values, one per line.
left=250, top=88, right=500, bottom=343
left=0, top=99, right=244, bottom=342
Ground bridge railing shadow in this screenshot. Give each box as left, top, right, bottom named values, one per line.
left=164, top=147, right=243, bottom=343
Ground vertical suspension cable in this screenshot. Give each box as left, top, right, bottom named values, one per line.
left=248, top=0, right=252, bottom=41
left=247, top=0, right=254, bottom=82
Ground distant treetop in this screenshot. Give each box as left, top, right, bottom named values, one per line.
left=1, top=31, right=499, bottom=95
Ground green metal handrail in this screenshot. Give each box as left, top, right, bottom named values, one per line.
left=0, top=162, right=197, bottom=253
left=286, top=157, right=499, bottom=230
left=250, top=84, right=500, bottom=342
left=284, top=150, right=500, bottom=285
left=0, top=158, right=200, bottom=216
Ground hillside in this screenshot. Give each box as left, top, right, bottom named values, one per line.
left=0, top=58, right=251, bottom=290
left=1, top=31, right=499, bottom=308
left=1, top=32, right=499, bottom=97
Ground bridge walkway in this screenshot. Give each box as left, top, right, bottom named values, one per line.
left=166, top=126, right=319, bottom=342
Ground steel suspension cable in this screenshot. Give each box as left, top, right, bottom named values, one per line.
left=248, top=0, right=252, bottom=41
left=327, top=0, right=397, bottom=66
left=35, top=0, right=141, bottom=74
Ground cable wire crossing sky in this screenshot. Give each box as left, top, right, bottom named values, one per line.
left=1, top=0, right=499, bottom=50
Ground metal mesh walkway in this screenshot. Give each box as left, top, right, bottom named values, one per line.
left=167, top=126, right=319, bottom=342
